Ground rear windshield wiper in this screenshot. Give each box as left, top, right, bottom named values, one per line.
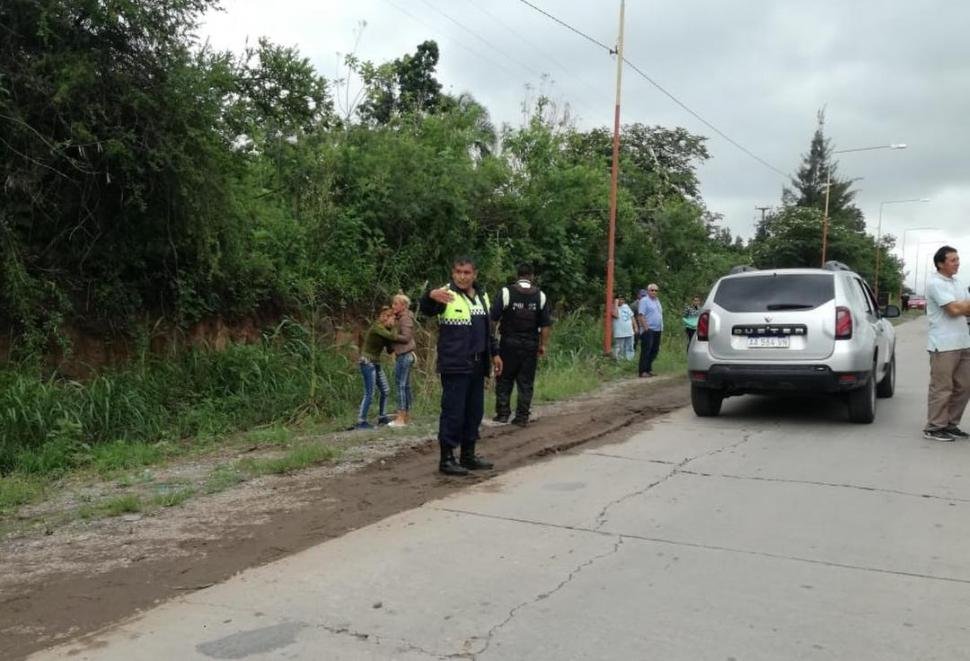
left=765, top=303, right=816, bottom=310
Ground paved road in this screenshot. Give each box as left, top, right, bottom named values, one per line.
left=34, top=318, right=970, bottom=660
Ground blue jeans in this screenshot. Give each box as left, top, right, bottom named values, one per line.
left=394, top=352, right=415, bottom=412
left=358, top=358, right=390, bottom=423
left=613, top=336, right=635, bottom=360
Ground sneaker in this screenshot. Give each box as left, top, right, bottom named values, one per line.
left=354, top=421, right=373, bottom=430
left=377, top=415, right=393, bottom=426
left=387, top=419, right=407, bottom=428
left=945, top=426, right=970, bottom=439
left=923, top=428, right=955, bottom=442
left=492, top=414, right=509, bottom=424
left=510, top=417, right=529, bottom=428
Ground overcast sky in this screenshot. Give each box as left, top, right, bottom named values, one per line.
left=201, top=0, right=970, bottom=292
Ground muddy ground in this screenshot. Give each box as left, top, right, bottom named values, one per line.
left=0, top=375, right=688, bottom=660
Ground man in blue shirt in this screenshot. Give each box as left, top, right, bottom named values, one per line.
left=637, top=284, right=663, bottom=377
left=923, top=246, right=970, bottom=441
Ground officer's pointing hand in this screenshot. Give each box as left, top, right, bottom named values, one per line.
left=492, top=355, right=503, bottom=377
left=430, top=287, right=454, bottom=304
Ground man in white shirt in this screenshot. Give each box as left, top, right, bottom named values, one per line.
left=923, top=246, right=970, bottom=441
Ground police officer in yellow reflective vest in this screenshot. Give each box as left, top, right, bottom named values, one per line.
left=420, top=256, right=503, bottom=475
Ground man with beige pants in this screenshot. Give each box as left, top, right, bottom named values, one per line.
left=923, top=245, right=970, bottom=441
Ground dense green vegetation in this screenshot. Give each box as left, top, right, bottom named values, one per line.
left=0, top=314, right=687, bottom=515
left=0, top=1, right=904, bottom=493
left=0, top=0, right=743, bottom=350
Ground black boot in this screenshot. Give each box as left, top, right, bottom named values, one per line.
left=460, top=442, right=494, bottom=470
left=439, top=445, right=469, bottom=476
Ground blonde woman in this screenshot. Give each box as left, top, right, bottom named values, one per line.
left=388, top=293, right=416, bottom=427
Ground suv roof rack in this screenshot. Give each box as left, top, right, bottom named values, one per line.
left=822, top=260, right=852, bottom=272
left=728, top=265, right=758, bottom=275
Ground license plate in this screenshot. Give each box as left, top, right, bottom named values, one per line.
left=747, top=336, right=790, bottom=348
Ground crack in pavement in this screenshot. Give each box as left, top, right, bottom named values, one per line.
left=591, top=434, right=754, bottom=530
left=584, top=453, right=679, bottom=465
left=677, top=469, right=970, bottom=503
left=468, top=537, right=626, bottom=660
left=433, top=506, right=970, bottom=586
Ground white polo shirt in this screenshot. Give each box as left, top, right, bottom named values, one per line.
left=926, top=270, right=970, bottom=352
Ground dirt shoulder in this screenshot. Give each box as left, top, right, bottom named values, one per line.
left=1, top=375, right=688, bottom=660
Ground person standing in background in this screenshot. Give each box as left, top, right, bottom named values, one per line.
left=682, top=295, right=702, bottom=348
left=637, top=283, right=663, bottom=377
left=612, top=295, right=636, bottom=360
left=491, top=263, right=552, bottom=427
left=388, top=293, right=416, bottom=428
left=355, top=307, right=399, bottom=429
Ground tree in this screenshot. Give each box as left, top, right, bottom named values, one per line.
left=781, top=109, right=865, bottom=233
left=752, top=110, right=878, bottom=269
left=356, top=40, right=444, bottom=125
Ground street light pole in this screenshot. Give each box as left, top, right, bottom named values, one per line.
left=915, top=240, right=944, bottom=295
left=821, top=170, right=832, bottom=265
left=899, top=226, right=939, bottom=301
left=874, top=198, right=930, bottom=301
left=820, top=143, right=907, bottom=267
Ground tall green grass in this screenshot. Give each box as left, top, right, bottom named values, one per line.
left=0, top=313, right=688, bottom=506
left=0, top=321, right=359, bottom=476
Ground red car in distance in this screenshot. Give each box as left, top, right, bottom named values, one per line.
left=907, top=295, right=927, bottom=310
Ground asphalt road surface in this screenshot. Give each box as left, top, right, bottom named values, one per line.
left=33, top=318, right=970, bottom=660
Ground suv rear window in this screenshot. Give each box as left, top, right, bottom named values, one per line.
left=714, top=274, right=835, bottom=312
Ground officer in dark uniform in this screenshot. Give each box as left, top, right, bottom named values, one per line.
left=491, top=263, right=552, bottom=427
left=420, top=256, right=502, bottom=475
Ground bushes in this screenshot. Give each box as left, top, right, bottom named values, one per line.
left=0, top=325, right=357, bottom=475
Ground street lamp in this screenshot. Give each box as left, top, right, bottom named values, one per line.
left=915, top=239, right=945, bottom=295
left=899, top=226, right=940, bottom=301
left=874, top=198, right=930, bottom=301
left=820, top=143, right=907, bottom=265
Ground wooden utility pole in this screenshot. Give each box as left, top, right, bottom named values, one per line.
left=603, top=0, right=625, bottom=355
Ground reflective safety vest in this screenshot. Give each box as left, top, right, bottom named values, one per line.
left=426, top=283, right=495, bottom=374
left=439, top=284, right=490, bottom=327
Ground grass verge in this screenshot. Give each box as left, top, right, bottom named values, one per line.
left=0, top=313, right=688, bottom=523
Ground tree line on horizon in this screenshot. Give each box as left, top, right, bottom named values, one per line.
left=0, top=0, right=901, bottom=363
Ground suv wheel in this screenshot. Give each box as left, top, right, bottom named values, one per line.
left=876, top=352, right=895, bottom=399
left=691, top=384, right=724, bottom=417
left=847, top=370, right=876, bottom=424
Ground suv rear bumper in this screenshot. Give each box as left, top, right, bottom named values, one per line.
left=690, top=364, right=870, bottom=394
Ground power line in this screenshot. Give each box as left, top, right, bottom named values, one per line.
left=418, top=0, right=545, bottom=79
left=516, top=0, right=613, bottom=52
left=380, top=0, right=520, bottom=80
left=516, top=0, right=791, bottom=181
left=462, top=0, right=606, bottom=99
left=383, top=0, right=600, bottom=123
left=621, top=58, right=790, bottom=179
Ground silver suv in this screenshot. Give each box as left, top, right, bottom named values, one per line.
left=687, top=261, right=901, bottom=423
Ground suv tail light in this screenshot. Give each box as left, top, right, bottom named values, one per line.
left=696, top=311, right=710, bottom=341
left=835, top=306, right=853, bottom=339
